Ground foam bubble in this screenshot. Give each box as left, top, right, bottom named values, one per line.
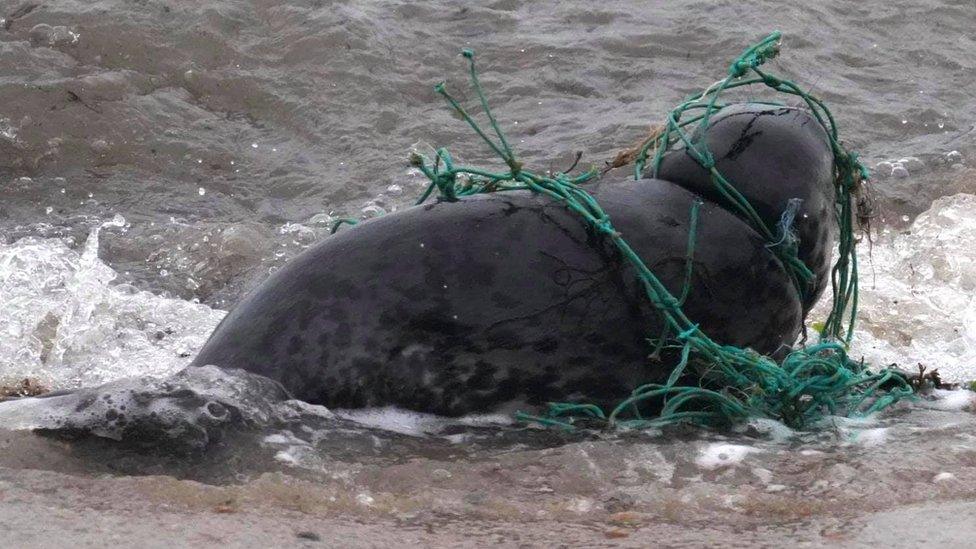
left=695, top=443, right=762, bottom=470
left=847, top=427, right=888, bottom=447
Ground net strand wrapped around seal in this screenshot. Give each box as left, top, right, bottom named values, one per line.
left=409, top=32, right=913, bottom=430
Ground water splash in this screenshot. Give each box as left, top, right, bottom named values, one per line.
left=0, top=216, right=225, bottom=389
left=844, top=193, right=976, bottom=381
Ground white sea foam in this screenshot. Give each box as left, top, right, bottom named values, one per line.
left=0, top=217, right=225, bottom=389
left=919, top=389, right=976, bottom=411
left=812, top=193, right=976, bottom=383
left=695, top=443, right=762, bottom=470
left=334, top=406, right=514, bottom=436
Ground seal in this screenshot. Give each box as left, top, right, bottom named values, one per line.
left=652, top=103, right=836, bottom=307
left=191, top=104, right=834, bottom=416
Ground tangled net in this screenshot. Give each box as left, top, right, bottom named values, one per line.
left=408, top=32, right=913, bottom=430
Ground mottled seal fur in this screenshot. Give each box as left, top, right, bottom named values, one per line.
left=192, top=104, right=834, bottom=415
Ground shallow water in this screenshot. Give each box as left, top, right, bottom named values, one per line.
left=1, top=0, right=976, bottom=546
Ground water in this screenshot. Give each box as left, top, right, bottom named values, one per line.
left=1, top=0, right=976, bottom=545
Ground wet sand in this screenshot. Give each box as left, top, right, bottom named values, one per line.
left=3, top=465, right=975, bottom=548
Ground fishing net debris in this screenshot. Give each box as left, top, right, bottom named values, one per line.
left=406, top=32, right=914, bottom=430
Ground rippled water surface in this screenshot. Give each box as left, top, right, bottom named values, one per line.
left=1, top=0, right=976, bottom=546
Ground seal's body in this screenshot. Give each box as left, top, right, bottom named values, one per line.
left=192, top=104, right=835, bottom=415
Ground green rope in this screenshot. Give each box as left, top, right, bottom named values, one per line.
left=413, top=33, right=913, bottom=430
left=634, top=31, right=862, bottom=339
left=330, top=218, right=360, bottom=234
left=678, top=198, right=703, bottom=306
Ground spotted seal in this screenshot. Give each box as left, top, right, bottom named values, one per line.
left=192, top=104, right=834, bottom=415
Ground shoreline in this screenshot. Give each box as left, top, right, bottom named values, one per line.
left=2, top=464, right=975, bottom=548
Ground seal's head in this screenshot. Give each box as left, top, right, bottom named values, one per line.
left=651, top=103, right=836, bottom=308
